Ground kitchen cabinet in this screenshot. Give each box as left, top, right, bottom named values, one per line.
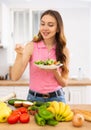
left=0, top=86, right=29, bottom=100
left=85, top=86, right=91, bottom=104
left=14, top=86, right=29, bottom=99
left=0, top=86, right=14, bottom=98
left=63, top=86, right=86, bottom=104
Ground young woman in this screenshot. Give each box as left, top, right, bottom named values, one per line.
left=11, top=10, right=70, bottom=102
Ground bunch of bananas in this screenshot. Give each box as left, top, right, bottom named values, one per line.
left=47, top=101, right=73, bottom=122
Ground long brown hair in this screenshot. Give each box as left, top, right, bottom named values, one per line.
left=33, top=10, right=69, bottom=75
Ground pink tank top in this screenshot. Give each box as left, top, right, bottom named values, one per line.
left=29, top=41, right=61, bottom=94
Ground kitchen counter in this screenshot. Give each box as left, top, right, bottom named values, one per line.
left=68, top=78, right=91, bottom=86
left=0, top=104, right=91, bottom=130
left=0, top=80, right=29, bottom=86
left=0, top=78, right=91, bottom=86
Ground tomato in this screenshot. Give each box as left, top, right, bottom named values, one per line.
left=18, top=107, right=28, bottom=114
left=7, top=114, right=20, bottom=124
left=19, top=113, right=30, bottom=123
left=12, top=109, right=21, bottom=116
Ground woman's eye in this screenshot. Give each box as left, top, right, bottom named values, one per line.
left=49, top=24, right=53, bottom=27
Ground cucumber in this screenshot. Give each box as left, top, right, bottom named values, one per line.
left=8, top=99, right=26, bottom=105
left=33, top=101, right=45, bottom=106
left=34, top=101, right=50, bottom=107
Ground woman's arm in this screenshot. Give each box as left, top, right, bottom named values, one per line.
left=11, top=42, right=33, bottom=81
left=52, top=69, right=68, bottom=87
left=53, top=47, right=70, bottom=87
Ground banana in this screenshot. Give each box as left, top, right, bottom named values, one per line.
left=65, top=111, right=74, bottom=121
left=62, top=104, right=71, bottom=118
left=58, top=102, right=66, bottom=115
left=47, top=106, right=55, bottom=115
left=55, top=113, right=62, bottom=121
left=50, top=101, right=59, bottom=114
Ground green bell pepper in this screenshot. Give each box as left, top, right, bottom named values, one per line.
left=35, top=113, right=46, bottom=126
left=38, top=106, right=54, bottom=120
left=46, top=119, right=59, bottom=126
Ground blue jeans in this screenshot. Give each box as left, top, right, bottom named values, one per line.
left=27, top=88, right=66, bottom=103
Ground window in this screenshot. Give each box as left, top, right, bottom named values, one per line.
left=9, top=9, right=31, bottom=64
left=13, top=9, right=30, bottom=44
left=32, top=10, right=44, bottom=37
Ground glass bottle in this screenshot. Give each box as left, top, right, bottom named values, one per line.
left=78, top=67, right=83, bottom=80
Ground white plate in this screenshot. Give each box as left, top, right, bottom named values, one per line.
left=34, top=63, right=63, bottom=69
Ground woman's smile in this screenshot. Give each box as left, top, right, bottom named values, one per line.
left=42, top=31, right=50, bottom=37
left=40, top=14, right=58, bottom=40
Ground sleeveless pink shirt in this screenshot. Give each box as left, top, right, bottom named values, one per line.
left=29, top=41, right=61, bottom=94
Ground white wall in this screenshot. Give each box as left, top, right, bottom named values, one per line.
left=60, top=8, right=90, bottom=78
left=7, top=0, right=90, bottom=9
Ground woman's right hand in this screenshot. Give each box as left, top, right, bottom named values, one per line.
left=15, top=44, right=24, bottom=55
